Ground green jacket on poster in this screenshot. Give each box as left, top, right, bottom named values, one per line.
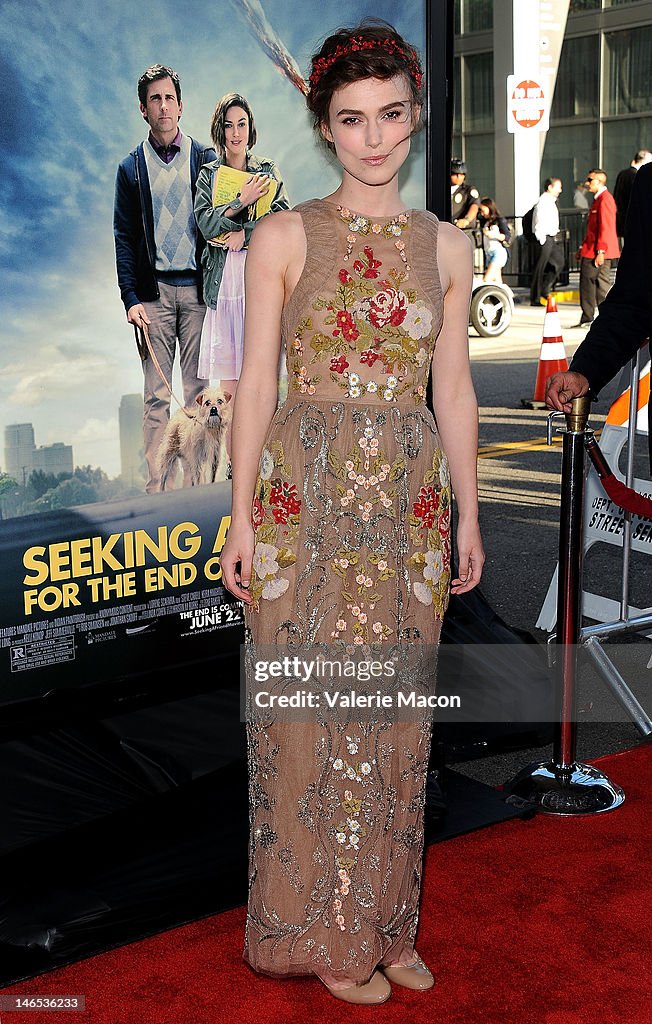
left=194, top=151, right=290, bottom=309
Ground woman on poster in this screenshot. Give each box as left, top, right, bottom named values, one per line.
left=194, top=93, right=289, bottom=458
left=221, top=20, right=483, bottom=1006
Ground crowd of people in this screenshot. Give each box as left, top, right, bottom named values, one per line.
left=448, top=151, right=651, bottom=319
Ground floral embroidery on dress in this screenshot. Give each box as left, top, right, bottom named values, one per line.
left=324, top=415, right=405, bottom=641
left=250, top=441, right=301, bottom=609
left=330, top=741, right=374, bottom=932
left=407, top=449, right=451, bottom=614
left=288, top=213, right=435, bottom=401
left=337, top=205, right=409, bottom=241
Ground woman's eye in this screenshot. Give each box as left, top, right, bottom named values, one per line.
left=383, top=110, right=402, bottom=121
left=341, top=117, right=362, bottom=126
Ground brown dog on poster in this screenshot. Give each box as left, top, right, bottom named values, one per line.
left=157, top=386, right=232, bottom=490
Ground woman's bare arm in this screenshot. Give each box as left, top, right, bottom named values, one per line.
left=431, top=222, right=485, bottom=594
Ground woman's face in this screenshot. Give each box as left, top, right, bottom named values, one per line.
left=479, top=204, right=490, bottom=218
left=322, top=75, right=417, bottom=189
left=223, top=105, right=249, bottom=160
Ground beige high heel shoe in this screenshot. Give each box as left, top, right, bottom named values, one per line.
left=382, top=953, right=435, bottom=990
left=321, top=969, right=392, bottom=1004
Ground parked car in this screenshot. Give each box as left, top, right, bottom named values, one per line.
left=469, top=278, right=514, bottom=337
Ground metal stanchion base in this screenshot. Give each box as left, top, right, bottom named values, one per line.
left=504, top=760, right=625, bottom=815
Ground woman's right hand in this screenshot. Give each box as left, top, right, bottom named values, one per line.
left=221, top=518, right=255, bottom=605
left=238, top=174, right=271, bottom=208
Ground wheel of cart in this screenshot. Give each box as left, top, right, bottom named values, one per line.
left=469, top=280, right=514, bottom=337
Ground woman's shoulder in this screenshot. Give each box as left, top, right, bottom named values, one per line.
left=248, top=208, right=305, bottom=246
left=437, top=219, right=473, bottom=249
left=412, top=207, right=453, bottom=243
left=412, top=207, right=440, bottom=227
left=198, top=155, right=223, bottom=177
left=410, top=210, right=471, bottom=251
left=250, top=201, right=333, bottom=259
left=248, top=153, right=282, bottom=174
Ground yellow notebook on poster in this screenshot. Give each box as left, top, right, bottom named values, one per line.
left=211, top=165, right=275, bottom=226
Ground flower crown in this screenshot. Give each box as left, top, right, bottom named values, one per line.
left=309, top=36, right=424, bottom=93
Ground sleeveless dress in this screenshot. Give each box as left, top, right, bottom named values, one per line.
left=243, top=199, right=451, bottom=986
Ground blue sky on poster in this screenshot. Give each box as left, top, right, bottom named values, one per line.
left=0, top=0, right=425, bottom=478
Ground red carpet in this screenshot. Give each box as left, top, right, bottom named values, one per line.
left=2, top=746, right=650, bottom=1024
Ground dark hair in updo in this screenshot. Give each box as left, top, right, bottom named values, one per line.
left=306, top=20, right=424, bottom=151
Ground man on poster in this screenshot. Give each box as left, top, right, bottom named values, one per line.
left=113, top=64, right=216, bottom=493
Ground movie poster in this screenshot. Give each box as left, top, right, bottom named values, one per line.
left=0, top=0, right=426, bottom=705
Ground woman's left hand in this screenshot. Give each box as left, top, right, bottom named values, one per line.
left=451, top=518, right=485, bottom=594
left=222, top=229, right=246, bottom=252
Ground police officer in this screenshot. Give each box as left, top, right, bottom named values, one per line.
left=450, top=158, right=480, bottom=229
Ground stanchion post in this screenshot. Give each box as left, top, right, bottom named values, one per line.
left=620, top=349, right=642, bottom=620
left=504, top=398, right=625, bottom=814
left=554, top=396, right=592, bottom=770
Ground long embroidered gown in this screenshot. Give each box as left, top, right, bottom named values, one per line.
left=243, top=199, right=451, bottom=985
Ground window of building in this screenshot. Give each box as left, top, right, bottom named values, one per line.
left=454, top=0, right=492, bottom=33
left=551, top=35, right=599, bottom=119
left=569, top=0, right=600, bottom=11
left=602, top=117, right=652, bottom=183
left=464, top=52, right=493, bottom=130
left=463, top=133, right=495, bottom=200
left=541, top=124, right=598, bottom=206
left=466, top=0, right=492, bottom=32
left=605, top=26, right=652, bottom=115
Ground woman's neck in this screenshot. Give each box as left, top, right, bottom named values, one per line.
left=225, top=152, right=247, bottom=171
left=327, top=175, right=407, bottom=218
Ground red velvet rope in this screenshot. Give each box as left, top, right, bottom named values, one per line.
left=584, top=434, right=652, bottom=519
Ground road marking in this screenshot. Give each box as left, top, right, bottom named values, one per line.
left=478, top=437, right=561, bottom=458
left=479, top=427, right=603, bottom=459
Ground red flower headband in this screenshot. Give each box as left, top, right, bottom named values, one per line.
left=309, top=37, right=424, bottom=93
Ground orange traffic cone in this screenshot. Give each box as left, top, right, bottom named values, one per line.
left=532, top=295, right=569, bottom=403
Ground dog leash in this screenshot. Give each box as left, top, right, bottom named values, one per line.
left=133, top=322, right=193, bottom=420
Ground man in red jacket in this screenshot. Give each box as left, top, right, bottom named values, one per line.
left=576, top=169, right=620, bottom=328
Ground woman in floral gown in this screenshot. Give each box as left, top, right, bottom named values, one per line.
left=220, top=20, right=484, bottom=1007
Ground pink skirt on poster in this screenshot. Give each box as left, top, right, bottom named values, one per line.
left=198, top=249, right=246, bottom=381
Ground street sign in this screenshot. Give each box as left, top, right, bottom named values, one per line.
left=537, top=351, right=652, bottom=633
left=507, top=75, right=550, bottom=133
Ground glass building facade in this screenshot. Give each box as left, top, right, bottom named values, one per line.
left=453, top=0, right=652, bottom=211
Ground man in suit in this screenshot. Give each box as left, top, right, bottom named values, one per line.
left=546, top=162, right=652, bottom=465
left=114, top=64, right=216, bottom=492
left=575, top=169, right=620, bottom=328
left=613, top=150, right=652, bottom=240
